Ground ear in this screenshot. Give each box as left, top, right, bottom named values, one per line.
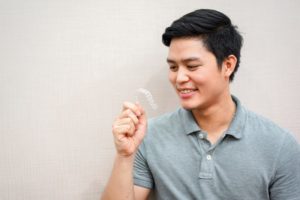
left=222, top=55, right=237, bottom=79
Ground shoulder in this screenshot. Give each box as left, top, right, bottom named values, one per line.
left=238, top=105, right=300, bottom=198
left=243, top=107, right=299, bottom=156
left=245, top=108, right=293, bottom=138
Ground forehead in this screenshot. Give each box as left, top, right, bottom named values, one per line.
left=167, top=37, right=211, bottom=62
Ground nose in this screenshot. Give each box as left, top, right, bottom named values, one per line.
left=176, top=67, right=189, bottom=84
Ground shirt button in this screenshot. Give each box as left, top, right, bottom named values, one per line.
left=199, top=133, right=204, bottom=139
left=206, top=155, right=212, bottom=160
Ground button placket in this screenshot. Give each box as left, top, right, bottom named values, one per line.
left=197, top=131, right=216, bottom=179
left=199, top=133, right=204, bottom=139
left=199, top=154, right=213, bottom=179
left=206, top=154, right=212, bottom=160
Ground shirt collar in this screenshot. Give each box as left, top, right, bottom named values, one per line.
left=179, top=108, right=201, bottom=135
left=225, top=95, right=247, bottom=139
left=179, top=95, right=247, bottom=139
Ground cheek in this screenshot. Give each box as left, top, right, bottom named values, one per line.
left=190, top=74, right=205, bottom=85
left=193, top=69, right=220, bottom=85
left=168, top=72, right=176, bottom=85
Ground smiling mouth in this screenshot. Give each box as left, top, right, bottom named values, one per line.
left=179, top=89, right=197, bottom=94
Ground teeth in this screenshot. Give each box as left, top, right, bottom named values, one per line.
left=180, top=89, right=194, bottom=94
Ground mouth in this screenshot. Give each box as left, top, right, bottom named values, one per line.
left=179, top=89, right=197, bottom=94
left=177, top=88, right=198, bottom=99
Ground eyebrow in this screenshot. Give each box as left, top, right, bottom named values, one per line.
left=166, top=57, right=201, bottom=64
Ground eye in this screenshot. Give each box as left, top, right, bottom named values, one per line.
left=169, top=65, right=178, bottom=72
left=187, top=65, right=200, bottom=70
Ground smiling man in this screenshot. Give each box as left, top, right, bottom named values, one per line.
left=101, top=9, right=300, bottom=200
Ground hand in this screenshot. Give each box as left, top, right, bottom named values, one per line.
left=112, top=102, right=147, bottom=157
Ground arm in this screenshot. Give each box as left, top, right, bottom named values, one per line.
left=101, top=155, right=150, bottom=200
left=269, top=134, right=300, bottom=200
left=101, top=102, right=151, bottom=200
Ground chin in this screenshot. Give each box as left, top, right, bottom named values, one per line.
left=180, top=102, right=199, bottom=111
left=180, top=98, right=208, bottom=111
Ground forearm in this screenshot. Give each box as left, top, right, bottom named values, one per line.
left=101, top=154, right=136, bottom=200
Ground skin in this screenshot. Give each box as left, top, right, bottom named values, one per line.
left=101, top=102, right=150, bottom=200
left=167, top=37, right=237, bottom=143
left=101, top=37, right=238, bottom=200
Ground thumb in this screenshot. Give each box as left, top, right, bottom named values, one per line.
left=134, top=106, right=147, bottom=143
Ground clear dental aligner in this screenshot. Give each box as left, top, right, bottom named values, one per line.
left=136, top=88, right=158, bottom=110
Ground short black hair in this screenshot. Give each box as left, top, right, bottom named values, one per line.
left=162, top=9, right=243, bottom=81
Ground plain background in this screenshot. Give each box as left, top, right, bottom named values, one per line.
left=0, top=0, right=299, bottom=199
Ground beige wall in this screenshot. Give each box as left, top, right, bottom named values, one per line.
left=0, top=0, right=299, bottom=199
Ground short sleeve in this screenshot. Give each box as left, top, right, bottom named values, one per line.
left=269, top=133, right=300, bottom=200
left=133, top=142, right=154, bottom=189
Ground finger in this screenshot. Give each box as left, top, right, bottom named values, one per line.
left=135, top=102, right=145, bottom=116
left=113, top=119, right=135, bottom=136
left=119, top=109, right=139, bottom=125
left=136, top=107, right=146, bottom=126
left=115, top=117, right=136, bottom=129
left=123, top=101, right=141, bottom=117
left=113, top=124, right=131, bottom=135
left=133, top=107, right=147, bottom=142
left=113, top=125, right=135, bottom=139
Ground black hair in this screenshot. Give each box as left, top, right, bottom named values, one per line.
left=162, top=9, right=243, bottom=81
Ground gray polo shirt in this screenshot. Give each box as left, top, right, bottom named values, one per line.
left=133, top=96, right=300, bottom=200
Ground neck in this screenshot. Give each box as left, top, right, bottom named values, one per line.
left=192, top=93, right=236, bottom=143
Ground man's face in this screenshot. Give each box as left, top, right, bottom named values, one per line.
left=167, top=37, right=229, bottom=111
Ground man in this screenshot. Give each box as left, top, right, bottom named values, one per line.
left=102, top=9, right=300, bottom=200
